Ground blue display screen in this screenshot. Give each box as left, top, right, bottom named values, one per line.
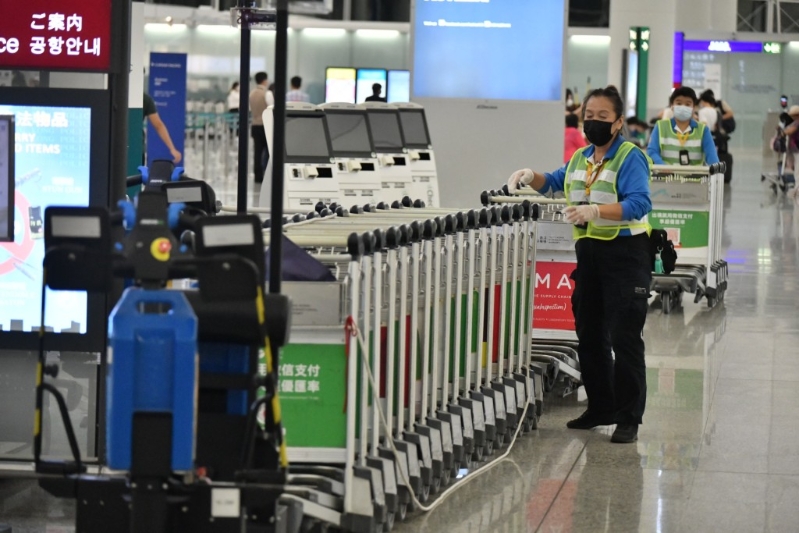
left=0, top=105, right=91, bottom=334
left=388, top=70, right=411, bottom=103
left=413, top=0, right=565, bottom=101
left=356, top=69, right=388, bottom=104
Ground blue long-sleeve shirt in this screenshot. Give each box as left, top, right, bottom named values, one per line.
left=538, top=135, right=652, bottom=229
left=647, top=118, right=720, bottom=165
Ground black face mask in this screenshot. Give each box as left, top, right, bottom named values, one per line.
left=583, top=120, right=617, bottom=147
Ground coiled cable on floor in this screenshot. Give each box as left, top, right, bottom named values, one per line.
left=352, top=321, right=533, bottom=513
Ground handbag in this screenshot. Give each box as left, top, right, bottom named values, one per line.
left=649, top=229, right=677, bottom=274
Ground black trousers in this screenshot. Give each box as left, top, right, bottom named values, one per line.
left=571, top=234, right=651, bottom=425
left=251, top=125, right=269, bottom=184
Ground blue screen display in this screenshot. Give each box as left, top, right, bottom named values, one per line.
left=388, top=70, right=411, bottom=103
left=356, top=69, right=388, bottom=104
left=413, top=0, right=565, bottom=101
left=0, top=105, right=91, bottom=334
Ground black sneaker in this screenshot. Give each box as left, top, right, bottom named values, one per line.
left=566, top=410, right=616, bottom=430
left=611, top=424, right=639, bottom=443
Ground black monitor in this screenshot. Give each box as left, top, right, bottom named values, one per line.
left=0, top=115, right=13, bottom=242
left=398, top=109, right=431, bottom=149
left=0, top=87, right=111, bottom=352
left=284, top=113, right=333, bottom=163
left=366, top=110, right=405, bottom=153
left=325, top=111, right=374, bottom=158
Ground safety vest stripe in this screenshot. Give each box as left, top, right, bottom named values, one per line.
left=659, top=137, right=703, bottom=148
left=590, top=191, right=617, bottom=204
left=596, top=169, right=618, bottom=183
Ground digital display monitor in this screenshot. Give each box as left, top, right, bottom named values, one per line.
left=326, top=112, right=374, bottom=156
left=325, top=67, right=357, bottom=104
left=0, top=104, right=91, bottom=334
left=0, top=116, right=13, bottom=242
left=398, top=110, right=431, bottom=148
left=388, top=70, right=411, bottom=103
left=356, top=69, right=387, bottom=103
left=366, top=111, right=404, bottom=153
left=413, top=0, right=564, bottom=100
left=0, top=1, right=114, bottom=72
left=285, top=115, right=332, bottom=159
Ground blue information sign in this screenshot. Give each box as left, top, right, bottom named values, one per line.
left=147, top=52, right=186, bottom=164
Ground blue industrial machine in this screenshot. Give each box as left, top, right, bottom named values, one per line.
left=34, top=164, right=297, bottom=532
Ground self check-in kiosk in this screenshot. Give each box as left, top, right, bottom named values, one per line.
left=321, top=103, right=382, bottom=203
left=362, top=102, right=413, bottom=203
left=394, top=103, right=440, bottom=208
left=259, top=102, right=338, bottom=210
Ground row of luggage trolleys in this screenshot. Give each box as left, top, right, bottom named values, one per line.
left=255, top=196, right=583, bottom=532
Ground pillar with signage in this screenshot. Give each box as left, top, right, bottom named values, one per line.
left=0, top=0, right=130, bottom=465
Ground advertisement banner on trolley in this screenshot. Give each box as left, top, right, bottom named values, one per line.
left=533, top=261, right=575, bottom=331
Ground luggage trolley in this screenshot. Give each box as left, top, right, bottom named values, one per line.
left=649, top=164, right=729, bottom=313
left=260, top=197, right=542, bottom=529
left=482, top=189, right=582, bottom=400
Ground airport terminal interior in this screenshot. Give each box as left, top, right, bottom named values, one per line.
left=2, top=0, right=799, bottom=532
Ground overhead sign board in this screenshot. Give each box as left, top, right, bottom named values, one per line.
left=0, top=1, right=113, bottom=72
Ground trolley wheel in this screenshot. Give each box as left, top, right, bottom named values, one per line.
left=383, top=512, right=395, bottom=532
left=495, top=432, right=505, bottom=448
left=441, top=467, right=452, bottom=486
left=485, top=438, right=494, bottom=456
left=662, top=292, right=672, bottom=314
left=419, top=484, right=430, bottom=503
left=451, top=465, right=460, bottom=480
left=431, top=475, right=442, bottom=495
left=472, top=446, right=484, bottom=463
left=398, top=502, right=408, bottom=522
left=543, top=367, right=557, bottom=392
left=707, top=296, right=717, bottom=308
left=530, top=414, right=539, bottom=430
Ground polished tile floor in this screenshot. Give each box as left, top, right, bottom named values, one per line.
left=2, top=150, right=798, bottom=532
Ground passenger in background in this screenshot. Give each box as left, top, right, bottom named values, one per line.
left=625, top=117, right=649, bottom=148
left=566, top=88, right=582, bottom=115
left=249, top=71, right=274, bottom=184
left=227, top=82, right=240, bottom=113
left=365, top=83, right=387, bottom=103
left=507, top=86, right=652, bottom=444
left=697, top=92, right=719, bottom=133
left=648, top=87, right=719, bottom=166
left=143, top=92, right=182, bottom=164
left=779, top=105, right=799, bottom=193
left=564, top=113, right=586, bottom=163
left=286, top=76, right=310, bottom=103
left=702, top=89, right=736, bottom=135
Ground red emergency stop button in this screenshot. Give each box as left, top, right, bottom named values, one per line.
left=150, top=238, right=172, bottom=262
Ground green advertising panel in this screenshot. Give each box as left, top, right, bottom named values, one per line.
left=649, top=210, right=710, bottom=249
left=272, top=343, right=348, bottom=449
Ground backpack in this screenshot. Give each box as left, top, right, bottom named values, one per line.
left=716, top=100, right=736, bottom=133
left=650, top=229, right=678, bottom=275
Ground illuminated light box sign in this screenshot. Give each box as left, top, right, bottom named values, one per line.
left=683, top=40, right=769, bottom=54
left=0, top=2, right=112, bottom=71
left=0, top=104, right=91, bottom=333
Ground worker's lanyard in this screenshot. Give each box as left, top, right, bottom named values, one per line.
left=584, top=159, right=607, bottom=194
left=675, top=128, right=692, bottom=147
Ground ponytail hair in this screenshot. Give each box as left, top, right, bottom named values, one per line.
left=582, top=85, right=624, bottom=121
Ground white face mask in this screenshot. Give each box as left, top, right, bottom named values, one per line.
left=673, top=105, right=693, bottom=122
left=566, top=98, right=574, bottom=107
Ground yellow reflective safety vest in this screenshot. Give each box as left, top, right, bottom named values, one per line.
left=563, top=141, right=651, bottom=241
left=656, top=119, right=707, bottom=165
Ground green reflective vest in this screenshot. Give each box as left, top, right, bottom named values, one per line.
left=563, top=141, right=650, bottom=241
left=657, top=119, right=707, bottom=165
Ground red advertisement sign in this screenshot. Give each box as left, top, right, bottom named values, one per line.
left=0, top=1, right=112, bottom=72
left=533, top=261, right=576, bottom=331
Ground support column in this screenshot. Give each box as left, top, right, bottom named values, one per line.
left=608, top=0, right=676, bottom=120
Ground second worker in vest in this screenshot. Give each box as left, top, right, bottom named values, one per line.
left=647, top=87, right=720, bottom=166
left=507, top=86, right=652, bottom=444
